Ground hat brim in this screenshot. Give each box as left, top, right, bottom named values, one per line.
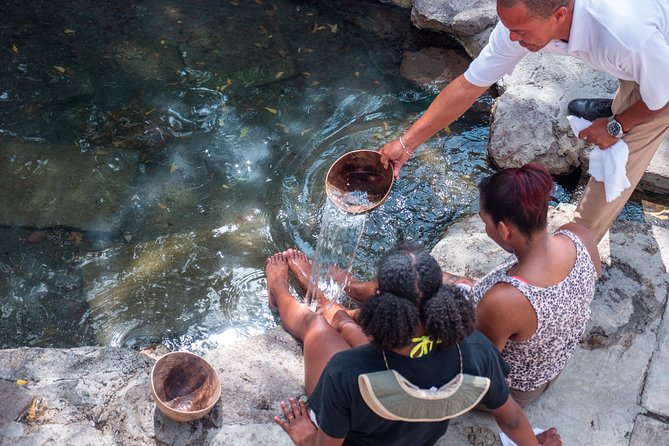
left=358, top=370, right=491, bottom=422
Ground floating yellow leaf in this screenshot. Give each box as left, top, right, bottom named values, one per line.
left=264, top=107, right=278, bottom=114
left=54, top=66, right=66, bottom=73
left=310, top=80, right=320, bottom=86
left=16, top=379, right=28, bottom=386
left=302, top=71, right=311, bottom=77
left=240, top=127, right=250, bottom=137
left=354, top=71, right=360, bottom=78
left=230, top=0, right=239, bottom=5
left=443, top=126, right=451, bottom=134
left=222, top=184, right=230, bottom=189
left=216, top=78, right=233, bottom=92
left=158, top=203, right=169, bottom=210
left=328, top=24, right=338, bottom=33
left=311, top=22, right=327, bottom=33
left=170, top=162, right=178, bottom=173
left=382, top=121, right=389, bottom=130
left=64, top=29, right=76, bottom=35
left=160, top=39, right=166, bottom=45
left=11, top=43, right=18, bottom=54
left=275, top=71, right=284, bottom=79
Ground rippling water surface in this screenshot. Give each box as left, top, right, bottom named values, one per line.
left=0, top=0, right=495, bottom=351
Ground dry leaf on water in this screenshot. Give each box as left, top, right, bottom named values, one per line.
left=68, top=231, right=84, bottom=242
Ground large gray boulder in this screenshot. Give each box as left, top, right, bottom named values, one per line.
left=411, top=0, right=496, bottom=37
left=490, top=52, right=618, bottom=174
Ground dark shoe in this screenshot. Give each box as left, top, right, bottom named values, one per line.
left=567, top=98, right=613, bottom=121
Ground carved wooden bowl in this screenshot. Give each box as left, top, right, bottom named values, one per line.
left=150, top=351, right=221, bottom=422
left=325, top=150, right=394, bottom=214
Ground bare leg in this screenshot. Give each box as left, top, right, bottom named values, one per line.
left=284, top=249, right=354, bottom=322
left=285, top=248, right=377, bottom=303
left=330, top=309, right=369, bottom=348
left=285, top=249, right=369, bottom=347
left=266, top=253, right=350, bottom=395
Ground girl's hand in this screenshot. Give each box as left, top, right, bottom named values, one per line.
left=274, top=398, right=317, bottom=445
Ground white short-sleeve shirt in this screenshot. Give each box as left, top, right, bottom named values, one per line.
left=465, top=0, right=669, bottom=110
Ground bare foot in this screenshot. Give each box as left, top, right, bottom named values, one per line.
left=266, top=252, right=290, bottom=312
left=285, top=248, right=311, bottom=293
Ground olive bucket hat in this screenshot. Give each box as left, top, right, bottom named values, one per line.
left=358, top=346, right=490, bottom=422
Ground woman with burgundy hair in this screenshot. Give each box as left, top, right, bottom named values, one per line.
left=445, top=163, right=601, bottom=406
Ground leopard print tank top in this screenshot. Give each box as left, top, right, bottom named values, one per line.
left=470, top=229, right=597, bottom=391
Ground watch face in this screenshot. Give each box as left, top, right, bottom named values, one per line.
left=607, top=120, right=622, bottom=137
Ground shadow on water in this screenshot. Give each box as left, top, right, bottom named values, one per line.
left=0, top=0, right=496, bottom=351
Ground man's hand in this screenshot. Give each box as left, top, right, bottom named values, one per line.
left=577, top=117, right=619, bottom=149
left=379, top=139, right=410, bottom=179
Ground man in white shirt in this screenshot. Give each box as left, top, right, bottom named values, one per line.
left=380, top=0, right=669, bottom=243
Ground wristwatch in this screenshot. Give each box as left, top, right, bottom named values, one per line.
left=607, top=116, right=624, bottom=138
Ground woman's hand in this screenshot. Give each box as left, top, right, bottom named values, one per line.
left=274, top=398, right=318, bottom=445
left=379, top=139, right=411, bottom=179
left=536, top=427, right=562, bottom=446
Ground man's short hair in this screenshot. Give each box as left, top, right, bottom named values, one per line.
left=497, top=0, right=571, bottom=19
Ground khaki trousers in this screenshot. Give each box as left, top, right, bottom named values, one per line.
left=574, top=80, right=669, bottom=243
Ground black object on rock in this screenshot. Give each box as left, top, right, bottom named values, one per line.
left=567, top=98, right=613, bottom=121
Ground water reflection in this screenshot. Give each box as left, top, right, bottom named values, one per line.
left=0, top=0, right=493, bottom=350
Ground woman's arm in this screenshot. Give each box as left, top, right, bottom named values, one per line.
left=557, top=222, right=602, bottom=277
left=490, top=397, right=562, bottom=445
left=475, top=284, right=534, bottom=351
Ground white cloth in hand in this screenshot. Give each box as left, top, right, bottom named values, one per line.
left=567, top=115, right=630, bottom=202
left=500, top=427, right=546, bottom=446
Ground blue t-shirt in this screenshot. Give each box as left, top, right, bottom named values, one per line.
left=307, top=330, right=510, bottom=446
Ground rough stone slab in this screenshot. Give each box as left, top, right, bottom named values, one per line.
left=639, top=136, right=669, bottom=195
left=630, top=415, right=669, bottom=446
left=642, top=225, right=669, bottom=418
left=0, top=139, right=139, bottom=234
left=0, top=328, right=304, bottom=446
left=0, top=347, right=155, bottom=445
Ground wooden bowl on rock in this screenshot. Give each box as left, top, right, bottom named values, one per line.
left=150, top=351, right=221, bottom=422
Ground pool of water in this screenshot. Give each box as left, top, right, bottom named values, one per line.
left=2, top=0, right=661, bottom=353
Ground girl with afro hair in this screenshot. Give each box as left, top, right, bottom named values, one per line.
left=266, top=244, right=561, bottom=446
